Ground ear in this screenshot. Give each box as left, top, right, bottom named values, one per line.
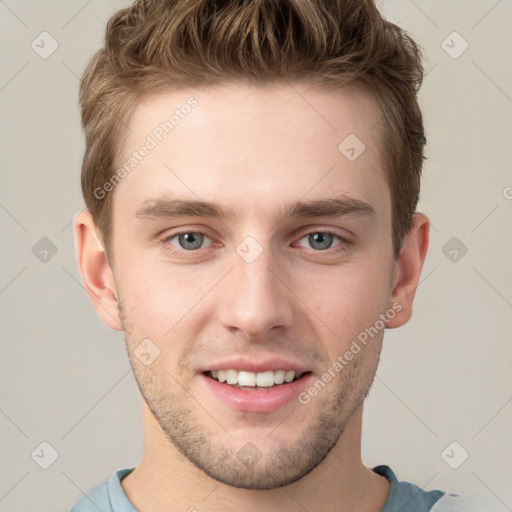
left=386, top=213, right=430, bottom=329
left=73, top=210, right=123, bottom=331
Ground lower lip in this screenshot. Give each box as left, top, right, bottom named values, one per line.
left=199, top=373, right=313, bottom=413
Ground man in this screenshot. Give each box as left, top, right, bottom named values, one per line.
left=70, top=0, right=468, bottom=510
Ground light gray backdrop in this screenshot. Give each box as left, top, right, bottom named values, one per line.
left=1, top=1, right=511, bottom=511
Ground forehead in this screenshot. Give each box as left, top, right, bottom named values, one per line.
left=113, top=81, right=389, bottom=224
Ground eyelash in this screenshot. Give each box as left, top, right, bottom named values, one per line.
left=160, top=229, right=352, bottom=256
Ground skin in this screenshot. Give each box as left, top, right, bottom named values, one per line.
left=74, top=82, right=429, bottom=512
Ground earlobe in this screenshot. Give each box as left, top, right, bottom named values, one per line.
left=73, top=211, right=123, bottom=331
left=387, top=213, right=430, bottom=329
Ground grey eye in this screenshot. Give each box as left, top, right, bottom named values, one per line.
left=309, top=232, right=333, bottom=250
left=297, top=232, right=342, bottom=251
left=174, top=232, right=207, bottom=250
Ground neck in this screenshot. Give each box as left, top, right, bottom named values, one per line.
left=122, top=399, right=389, bottom=512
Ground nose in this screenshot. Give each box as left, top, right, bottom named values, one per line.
left=216, top=245, right=294, bottom=339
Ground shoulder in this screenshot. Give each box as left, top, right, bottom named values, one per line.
left=374, top=466, right=511, bottom=512
left=430, top=492, right=512, bottom=512
left=70, top=481, right=110, bottom=512
left=373, top=465, right=444, bottom=511
left=70, top=468, right=136, bottom=512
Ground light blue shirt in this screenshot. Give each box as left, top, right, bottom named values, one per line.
left=70, top=464, right=461, bottom=511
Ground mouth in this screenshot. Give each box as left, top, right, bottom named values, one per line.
left=203, top=369, right=311, bottom=389
left=199, top=364, right=314, bottom=413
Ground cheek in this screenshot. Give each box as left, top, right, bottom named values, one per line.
left=297, top=258, right=391, bottom=344
left=116, top=261, right=217, bottom=337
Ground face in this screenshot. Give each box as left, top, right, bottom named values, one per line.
left=106, top=82, right=397, bottom=489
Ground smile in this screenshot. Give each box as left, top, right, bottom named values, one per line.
left=200, top=368, right=313, bottom=412
left=205, top=369, right=307, bottom=388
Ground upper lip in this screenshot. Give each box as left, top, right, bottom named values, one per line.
left=198, top=356, right=311, bottom=374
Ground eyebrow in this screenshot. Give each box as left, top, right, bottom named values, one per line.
left=135, top=196, right=375, bottom=222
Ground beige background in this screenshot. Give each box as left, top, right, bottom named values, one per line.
left=1, top=0, right=511, bottom=510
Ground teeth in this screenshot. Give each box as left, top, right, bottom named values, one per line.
left=274, top=370, right=285, bottom=385
left=284, top=370, right=295, bottom=383
left=209, top=369, right=302, bottom=387
left=256, top=371, right=274, bottom=387
left=226, top=369, right=238, bottom=385
left=238, top=371, right=256, bottom=386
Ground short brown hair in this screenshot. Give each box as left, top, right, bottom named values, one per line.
left=80, top=0, right=425, bottom=259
